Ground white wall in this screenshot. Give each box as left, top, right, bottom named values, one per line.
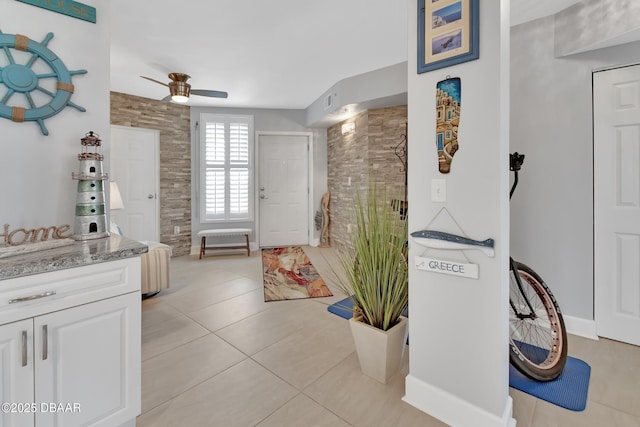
left=189, top=107, right=327, bottom=247
left=404, top=1, right=513, bottom=426
left=305, top=62, right=408, bottom=128
left=0, top=1, right=110, bottom=231
left=510, top=7, right=640, bottom=324
left=554, top=0, right=640, bottom=56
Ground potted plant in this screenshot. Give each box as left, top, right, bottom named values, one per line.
left=338, top=184, right=409, bottom=384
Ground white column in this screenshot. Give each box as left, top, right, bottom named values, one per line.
left=403, top=1, right=514, bottom=426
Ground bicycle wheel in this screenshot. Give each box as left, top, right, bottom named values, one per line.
left=509, top=260, right=567, bottom=381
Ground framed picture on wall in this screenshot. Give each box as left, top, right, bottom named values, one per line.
left=417, top=0, right=479, bottom=74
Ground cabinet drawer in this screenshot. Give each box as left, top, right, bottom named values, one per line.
left=0, top=257, right=140, bottom=325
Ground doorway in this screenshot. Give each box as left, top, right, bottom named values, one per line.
left=593, top=64, right=640, bottom=346
left=257, top=132, right=312, bottom=247
left=110, top=125, right=160, bottom=242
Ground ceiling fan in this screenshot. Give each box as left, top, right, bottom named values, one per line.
left=140, top=73, right=228, bottom=103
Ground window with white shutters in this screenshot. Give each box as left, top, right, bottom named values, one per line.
left=199, top=114, right=253, bottom=222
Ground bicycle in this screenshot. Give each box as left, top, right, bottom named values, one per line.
left=508, top=152, right=568, bottom=381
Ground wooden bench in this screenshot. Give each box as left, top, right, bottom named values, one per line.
left=197, top=228, right=251, bottom=259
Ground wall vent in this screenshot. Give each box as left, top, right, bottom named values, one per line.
left=324, top=93, right=333, bottom=110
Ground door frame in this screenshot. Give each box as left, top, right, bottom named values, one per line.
left=255, top=131, right=314, bottom=247
left=110, top=125, right=161, bottom=242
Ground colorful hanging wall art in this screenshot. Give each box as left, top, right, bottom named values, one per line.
left=436, top=77, right=461, bottom=174
left=0, top=29, right=87, bottom=135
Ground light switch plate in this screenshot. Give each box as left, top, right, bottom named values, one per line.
left=432, top=179, right=446, bottom=202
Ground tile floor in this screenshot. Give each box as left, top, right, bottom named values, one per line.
left=137, top=246, right=640, bottom=427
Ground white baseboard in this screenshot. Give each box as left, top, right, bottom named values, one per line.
left=403, top=374, right=516, bottom=427
left=563, top=315, right=599, bottom=341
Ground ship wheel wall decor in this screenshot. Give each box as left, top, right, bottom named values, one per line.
left=0, top=29, right=87, bottom=136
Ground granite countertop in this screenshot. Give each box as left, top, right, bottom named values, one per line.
left=0, top=235, right=148, bottom=281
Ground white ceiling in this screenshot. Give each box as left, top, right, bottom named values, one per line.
left=110, top=0, right=582, bottom=110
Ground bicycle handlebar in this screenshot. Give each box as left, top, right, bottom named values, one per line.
left=510, top=152, right=525, bottom=200
left=510, top=152, right=525, bottom=171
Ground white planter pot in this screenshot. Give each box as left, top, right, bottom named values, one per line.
left=349, top=315, right=408, bottom=384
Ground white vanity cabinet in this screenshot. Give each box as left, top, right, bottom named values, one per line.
left=0, top=256, right=141, bottom=427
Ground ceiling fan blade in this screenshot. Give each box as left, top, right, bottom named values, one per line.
left=191, top=89, right=228, bottom=99
left=160, top=95, right=172, bottom=102
left=141, top=76, right=169, bottom=87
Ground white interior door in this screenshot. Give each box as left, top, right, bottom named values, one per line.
left=258, top=133, right=309, bottom=247
left=594, top=64, right=640, bottom=346
left=110, top=126, right=159, bottom=242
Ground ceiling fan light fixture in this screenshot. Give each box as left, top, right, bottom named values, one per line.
left=141, top=73, right=227, bottom=102
left=169, top=81, right=190, bottom=103
left=171, top=94, right=189, bottom=103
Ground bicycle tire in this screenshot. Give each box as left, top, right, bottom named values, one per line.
left=509, top=260, right=567, bottom=381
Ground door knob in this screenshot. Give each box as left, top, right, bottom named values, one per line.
left=148, top=194, right=154, bottom=199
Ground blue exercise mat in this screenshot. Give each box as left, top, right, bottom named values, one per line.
left=327, top=298, right=591, bottom=411
left=327, top=297, right=354, bottom=319
left=327, top=296, right=409, bottom=319
left=509, top=356, right=591, bottom=411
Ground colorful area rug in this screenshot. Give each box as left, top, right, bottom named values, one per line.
left=262, top=246, right=333, bottom=302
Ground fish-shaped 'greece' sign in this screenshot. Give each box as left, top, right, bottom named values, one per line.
left=411, top=229, right=494, bottom=257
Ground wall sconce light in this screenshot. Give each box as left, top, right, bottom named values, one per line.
left=341, top=122, right=355, bottom=135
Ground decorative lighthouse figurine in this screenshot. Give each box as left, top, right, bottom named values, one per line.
left=72, top=131, right=110, bottom=240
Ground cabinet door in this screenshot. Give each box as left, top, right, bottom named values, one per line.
left=0, top=319, right=34, bottom=427
left=34, top=292, right=141, bottom=427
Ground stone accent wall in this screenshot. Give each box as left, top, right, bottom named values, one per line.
left=110, top=92, right=191, bottom=256
left=368, top=106, right=408, bottom=203
left=327, top=105, right=408, bottom=250
left=327, top=111, right=369, bottom=251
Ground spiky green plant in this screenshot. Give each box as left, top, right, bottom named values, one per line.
left=338, top=185, right=408, bottom=331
